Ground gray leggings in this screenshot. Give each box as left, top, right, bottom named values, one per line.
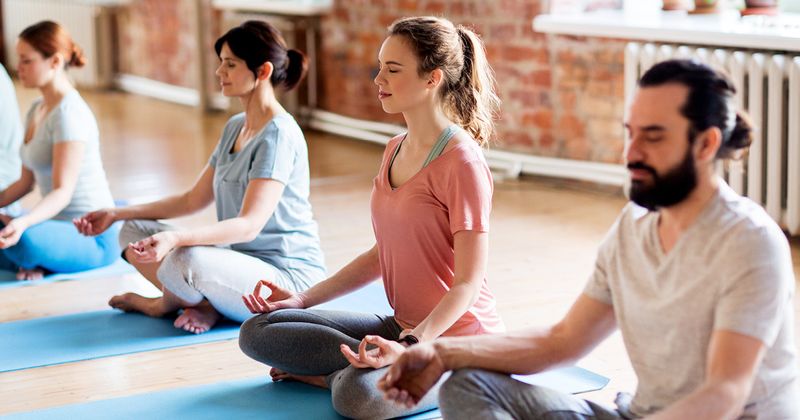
left=239, top=309, right=445, bottom=419
left=439, top=369, right=626, bottom=420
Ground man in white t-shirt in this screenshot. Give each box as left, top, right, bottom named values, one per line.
left=375, top=59, right=799, bottom=419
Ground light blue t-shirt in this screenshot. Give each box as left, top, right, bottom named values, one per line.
left=209, top=112, right=325, bottom=276
left=22, top=89, right=114, bottom=220
left=0, top=64, right=22, bottom=215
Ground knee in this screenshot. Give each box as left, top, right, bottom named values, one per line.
left=118, top=220, right=148, bottom=248
left=330, top=368, right=384, bottom=419
left=441, top=368, right=485, bottom=396
left=2, top=230, right=36, bottom=262
left=238, top=314, right=273, bottom=362
left=162, top=246, right=201, bottom=270
left=158, top=247, right=200, bottom=283
left=439, top=368, right=498, bottom=411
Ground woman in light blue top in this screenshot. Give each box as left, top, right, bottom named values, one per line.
left=76, top=20, right=326, bottom=334
left=0, top=21, right=118, bottom=280
left=0, top=63, right=23, bottom=217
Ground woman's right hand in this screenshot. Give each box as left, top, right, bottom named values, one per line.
left=73, top=209, right=117, bottom=236
left=242, top=279, right=306, bottom=314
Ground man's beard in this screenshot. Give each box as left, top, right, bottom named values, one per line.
left=627, top=147, right=697, bottom=211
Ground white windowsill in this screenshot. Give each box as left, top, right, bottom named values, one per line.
left=533, top=9, right=800, bottom=53
left=211, top=0, right=332, bottom=16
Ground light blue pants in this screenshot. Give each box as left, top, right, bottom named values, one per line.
left=0, top=219, right=120, bottom=273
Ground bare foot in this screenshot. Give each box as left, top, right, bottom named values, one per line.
left=17, top=268, right=45, bottom=281
left=173, top=304, right=221, bottom=334
left=269, top=367, right=328, bottom=388
left=109, top=293, right=172, bottom=317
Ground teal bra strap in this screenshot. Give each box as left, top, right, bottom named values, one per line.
left=423, top=124, right=459, bottom=167
left=388, top=125, right=459, bottom=172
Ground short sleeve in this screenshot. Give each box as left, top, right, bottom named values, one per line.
left=247, top=125, right=296, bottom=184
left=582, top=217, right=622, bottom=305
left=714, top=226, right=794, bottom=345
left=51, top=103, right=92, bottom=144
left=445, top=158, right=493, bottom=234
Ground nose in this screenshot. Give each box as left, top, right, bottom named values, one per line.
left=624, top=136, right=644, bottom=165
left=373, top=69, right=384, bottom=86
left=215, top=63, right=224, bottom=77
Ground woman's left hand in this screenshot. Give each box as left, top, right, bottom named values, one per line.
left=127, top=231, right=179, bottom=263
left=340, top=335, right=407, bottom=369
left=0, top=216, right=28, bottom=249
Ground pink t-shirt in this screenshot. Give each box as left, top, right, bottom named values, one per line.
left=370, top=134, right=505, bottom=337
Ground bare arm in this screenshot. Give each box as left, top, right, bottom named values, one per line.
left=437, top=293, right=617, bottom=373
left=172, top=177, right=282, bottom=246
left=126, top=175, right=293, bottom=263
left=113, top=164, right=216, bottom=222
left=648, top=330, right=766, bottom=420
left=409, top=230, right=488, bottom=342
left=243, top=243, right=383, bottom=314
left=379, top=293, right=617, bottom=405
left=301, top=243, right=383, bottom=306
left=0, top=167, right=34, bottom=208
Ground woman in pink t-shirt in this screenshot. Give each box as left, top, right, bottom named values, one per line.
left=238, top=16, right=505, bottom=418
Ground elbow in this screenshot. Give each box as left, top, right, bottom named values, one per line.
left=545, top=323, right=584, bottom=365
left=241, top=220, right=263, bottom=243
left=717, top=381, right=752, bottom=415
left=50, top=187, right=75, bottom=207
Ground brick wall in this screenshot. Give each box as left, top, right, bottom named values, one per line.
left=114, top=0, right=627, bottom=164
left=317, top=0, right=627, bottom=163
left=116, top=0, right=199, bottom=88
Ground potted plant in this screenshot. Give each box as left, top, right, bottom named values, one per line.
left=692, top=0, right=722, bottom=13
left=662, top=0, right=691, bottom=10
left=743, top=0, right=779, bottom=15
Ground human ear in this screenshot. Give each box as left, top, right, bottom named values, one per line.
left=695, top=126, right=722, bottom=163
left=258, top=62, right=274, bottom=81
left=427, top=68, right=444, bottom=87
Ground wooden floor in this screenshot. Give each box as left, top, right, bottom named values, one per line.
left=2, top=87, right=799, bottom=416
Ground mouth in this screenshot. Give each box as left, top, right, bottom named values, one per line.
left=378, top=91, right=392, bottom=100
left=628, top=168, right=654, bottom=181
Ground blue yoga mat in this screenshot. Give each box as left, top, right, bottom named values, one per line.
left=0, top=257, right=135, bottom=290
left=0, top=281, right=393, bottom=373
left=4, top=366, right=608, bottom=420
left=3, top=378, right=443, bottom=420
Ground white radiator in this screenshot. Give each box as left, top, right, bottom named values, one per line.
left=625, top=42, right=800, bottom=234
left=2, top=0, right=119, bottom=88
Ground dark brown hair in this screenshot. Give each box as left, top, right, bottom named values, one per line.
left=639, top=59, right=753, bottom=159
left=215, top=20, right=307, bottom=91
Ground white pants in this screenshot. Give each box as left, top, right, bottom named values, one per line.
left=120, top=219, right=322, bottom=322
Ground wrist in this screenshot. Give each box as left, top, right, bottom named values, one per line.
left=168, top=230, right=185, bottom=248
left=433, top=338, right=462, bottom=371
left=109, top=208, right=121, bottom=223
left=397, top=333, right=419, bottom=347
left=13, top=216, right=31, bottom=230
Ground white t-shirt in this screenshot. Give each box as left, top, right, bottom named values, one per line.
left=585, top=181, right=798, bottom=419
left=22, top=90, right=114, bottom=220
